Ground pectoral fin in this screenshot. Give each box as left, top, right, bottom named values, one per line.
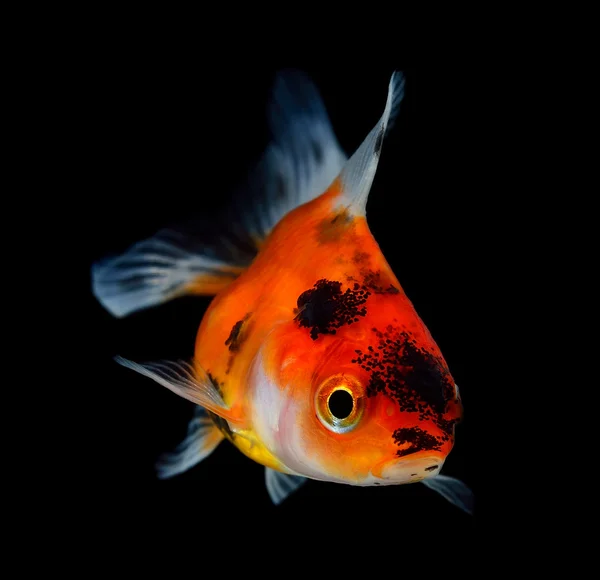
left=116, top=356, right=241, bottom=424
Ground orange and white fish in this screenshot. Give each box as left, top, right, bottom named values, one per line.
left=92, top=70, right=472, bottom=513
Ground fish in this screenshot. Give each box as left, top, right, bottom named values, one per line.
left=92, top=70, right=473, bottom=514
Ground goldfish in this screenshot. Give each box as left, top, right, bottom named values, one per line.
left=92, top=70, right=472, bottom=513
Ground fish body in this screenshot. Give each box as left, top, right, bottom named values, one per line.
left=93, top=70, right=472, bottom=512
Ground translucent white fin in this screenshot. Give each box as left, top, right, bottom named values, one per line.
left=338, top=71, right=405, bottom=216
left=265, top=467, right=306, bottom=505
left=92, top=70, right=346, bottom=318
left=92, top=229, right=251, bottom=318
left=232, top=69, right=348, bottom=245
left=156, top=406, right=224, bottom=479
left=115, top=356, right=239, bottom=422
left=422, top=474, right=474, bottom=515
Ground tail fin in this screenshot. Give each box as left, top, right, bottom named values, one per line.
left=92, top=69, right=347, bottom=317
left=92, top=229, right=253, bottom=318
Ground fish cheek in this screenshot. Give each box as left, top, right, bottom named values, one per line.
left=350, top=324, right=461, bottom=460
left=273, top=394, right=326, bottom=479
left=302, top=395, right=388, bottom=481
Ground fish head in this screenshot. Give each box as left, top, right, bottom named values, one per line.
left=242, top=68, right=463, bottom=486
left=254, top=298, right=463, bottom=486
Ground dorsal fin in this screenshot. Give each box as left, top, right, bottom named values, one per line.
left=336, top=72, right=405, bottom=216
left=233, top=69, right=348, bottom=246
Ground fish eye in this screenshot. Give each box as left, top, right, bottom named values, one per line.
left=328, top=389, right=353, bottom=419
left=315, top=374, right=365, bottom=434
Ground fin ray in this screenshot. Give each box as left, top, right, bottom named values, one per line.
left=338, top=71, right=405, bottom=215
left=92, top=70, right=347, bottom=318
left=232, top=69, right=348, bottom=245
left=422, top=474, right=474, bottom=515
left=92, top=229, right=252, bottom=318
left=115, top=356, right=239, bottom=423
left=156, top=406, right=224, bottom=479
left=265, top=467, right=306, bottom=505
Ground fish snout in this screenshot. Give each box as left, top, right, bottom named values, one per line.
left=371, top=455, right=445, bottom=485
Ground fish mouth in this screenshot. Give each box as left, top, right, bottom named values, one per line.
left=369, top=454, right=445, bottom=485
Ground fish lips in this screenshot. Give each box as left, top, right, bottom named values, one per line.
left=370, top=454, right=445, bottom=485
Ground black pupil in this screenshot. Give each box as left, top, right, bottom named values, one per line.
left=328, top=389, right=354, bottom=419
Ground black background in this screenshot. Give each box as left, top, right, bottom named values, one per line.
left=71, top=57, right=487, bottom=561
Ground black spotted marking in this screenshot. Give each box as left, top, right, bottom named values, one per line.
left=351, top=326, right=458, bottom=441
left=207, top=372, right=224, bottom=396
left=224, top=313, right=252, bottom=373
left=425, top=465, right=439, bottom=472
left=362, top=270, right=400, bottom=295
left=331, top=212, right=351, bottom=225
left=317, top=209, right=354, bottom=243
left=295, top=279, right=370, bottom=340
left=225, top=320, right=244, bottom=351
left=225, top=315, right=250, bottom=352
left=206, top=410, right=235, bottom=442
left=205, top=372, right=235, bottom=441
left=393, top=426, right=442, bottom=458
left=352, top=251, right=370, bottom=265
left=374, top=128, right=385, bottom=157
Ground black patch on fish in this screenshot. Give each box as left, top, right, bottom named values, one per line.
left=362, top=270, right=400, bottom=295
left=374, top=128, right=385, bottom=157
left=205, top=373, right=234, bottom=441
left=425, top=465, right=439, bottom=472
left=317, top=210, right=354, bottom=243
left=352, top=251, right=370, bottom=265
left=225, top=316, right=249, bottom=352
left=351, top=326, right=458, bottom=440
left=206, top=410, right=235, bottom=442
left=207, top=372, right=225, bottom=397
left=225, top=320, right=244, bottom=351
left=295, top=279, right=370, bottom=340
left=331, top=212, right=350, bottom=225
left=393, top=426, right=442, bottom=458
left=224, top=313, right=252, bottom=373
